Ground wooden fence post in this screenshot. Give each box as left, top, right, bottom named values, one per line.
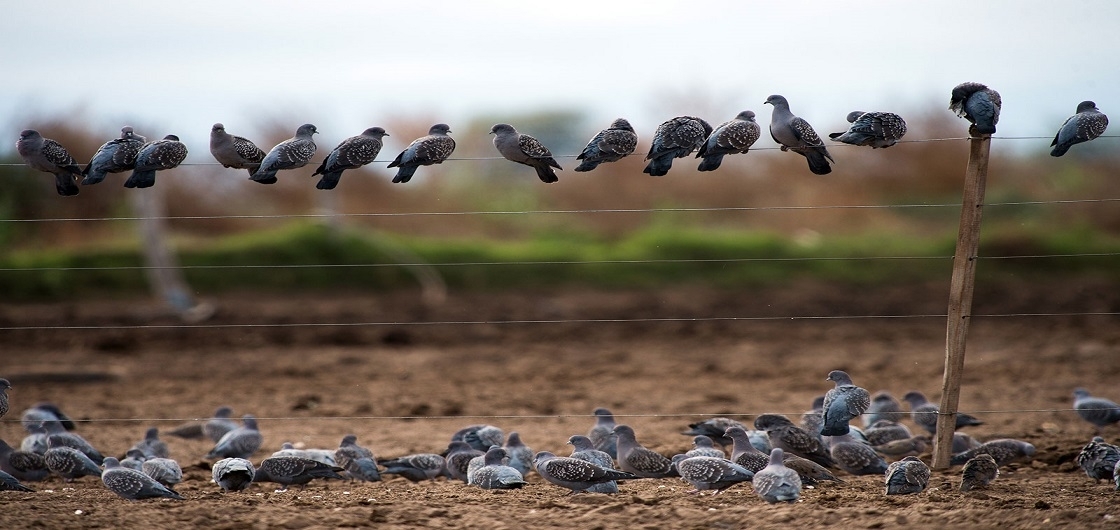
left=933, top=134, right=992, bottom=469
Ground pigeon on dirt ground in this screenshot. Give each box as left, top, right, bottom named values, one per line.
left=574, top=118, right=637, bottom=172
left=141, top=457, right=183, bottom=491
left=388, top=123, right=456, bottom=183
left=0, top=469, right=33, bottom=492
left=212, top=457, right=255, bottom=492
left=589, top=408, right=619, bottom=458
left=872, top=435, right=929, bottom=458
left=682, top=417, right=747, bottom=447
left=129, top=427, right=169, bottom=459
left=864, top=420, right=913, bottom=447
left=271, top=442, right=337, bottom=466
left=828, top=433, right=888, bottom=476
left=1076, top=436, right=1120, bottom=482
left=45, top=425, right=103, bottom=463
left=765, top=95, right=834, bottom=175
left=490, top=123, right=562, bottom=183
left=1051, top=101, right=1108, bottom=156
left=696, top=110, right=760, bottom=172
left=503, top=432, right=534, bottom=477
left=203, top=406, right=239, bottom=443
left=44, top=443, right=102, bottom=481
left=21, top=403, right=76, bottom=432
left=205, top=415, right=263, bottom=460
left=16, top=129, right=82, bottom=195
left=567, top=435, right=619, bottom=493
left=253, top=456, right=344, bottom=491
left=613, top=424, right=678, bottom=478
left=451, top=424, right=505, bottom=453
left=0, top=438, right=49, bottom=482
left=949, top=82, right=1001, bottom=135
left=821, top=370, right=871, bottom=436
left=312, top=127, right=388, bottom=190
left=800, top=396, right=826, bottom=440
left=101, top=457, right=184, bottom=500
left=534, top=451, right=636, bottom=494
left=752, top=449, right=802, bottom=503
left=445, top=441, right=485, bottom=483
left=829, top=111, right=907, bottom=148
left=685, top=435, right=726, bottom=459
left=959, top=453, right=998, bottom=492
left=672, top=455, right=754, bottom=495
left=1072, top=388, right=1120, bottom=432
left=643, top=116, right=712, bottom=176
left=864, top=391, right=906, bottom=427
left=120, top=449, right=147, bottom=471
left=125, top=135, right=188, bottom=188
left=210, top=123, right=266, bottom=177
left=82, top=126, right=146, bottom=185
left=902, top=391, right=984, bottom=434
left=727, top=426, right=840, bottom=485
left=884, top=456, right=930, bottom=495
left=379, top=453, right=446, bottom=482
left=469, top=447, right=528, bottom=490
left=335, top=434, right=381, bottom=482
left=251, top=124, right=318, bottom=184
left=949, top=439, right=1036, bottom=467
left=753, top=414, right=836, bottom=468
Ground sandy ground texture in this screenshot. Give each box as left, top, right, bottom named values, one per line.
left=1, top=280, right=1119, bottom=529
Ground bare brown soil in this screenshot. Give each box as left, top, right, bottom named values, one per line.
left=1, top=280, right=1119, bottom=529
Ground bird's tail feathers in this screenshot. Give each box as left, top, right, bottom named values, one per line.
left=392, top=166, right=417, bottom=183
left=535, top=164, right=559, bottom=183
left=315, top=172, right=343, bottom=190
left=124, top=170, right=156, bottom=189
left=697, top=154, right=724, bottom=172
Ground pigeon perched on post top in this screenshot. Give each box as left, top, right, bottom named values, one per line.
left=312, top=127, right=388, bottom=190
left=643, top=116, right=712, bottom=176
left=696, top=110, right=760, bottom=171
left=1050, top=101, right=1108, bottom=156
left=949, top=82, right=1001, bottom=135
left=821, top=370, right=871, bottom=436
left=574, top=118, right=638, bottom=172
left=210, top=123, right=266, bottom=177
left=125, top=135, right=188, bottom=189
left=752, top=448, right=802, bottom=503
left=765, top=95, right=834, bottom=175
left=82, top=126, right=146, bottom=185
left=490, top=123, right=562, bottom=183
left=613, top=424, right=678, bottom=478
left=16, top=129, right=82, bottom=196
left=884, top=456, right=930, bottom=495
left=250, top=124, right=318, bottom=184
left=387, top=123, right=456, bottom=183
left=829, top=111, right=907, bottom=148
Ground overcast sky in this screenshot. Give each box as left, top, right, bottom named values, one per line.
left=4, top=0, right=1119, bottom=155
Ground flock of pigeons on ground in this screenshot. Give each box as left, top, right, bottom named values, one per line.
left=14, top=82, right=1109, bottom=196
left=2, top=372, right=1119, bottom=503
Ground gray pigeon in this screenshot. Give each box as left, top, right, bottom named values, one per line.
left=253, top=456, right=344, bottom=491
left=752, top=448, right=802, bottom=503
left=821, top=370, right=871, bottom=436
left=0, top=379, right=7, bottom=420
left=827, top=433, right=888, bottom=476
left=800, top=396, right=825, bottom=440
left=141, top=457, right=183, bottom=490
left=864, top=391, right=906, bottom=427
left=312, top=127, right=388, bottom=190
left=953, top=432, right=983, bottom=453
left=0, top=438, right=49, bottom=482
left=15, top=129, right=82, bottom=195
left=503, top=432, right=534, bottom=477
left=727, top=425, right=840, bottom=485
left=685, top=436, right=726, bottom=459
left=902, top=391, right=984, bottom=434
left=864, top=420, right=912, bottom=447
left=574, top=118, right=638, bottom=172
left=1072, top=388, right=1120, bottom=431
left=765, top=95, right=834, bottom=175
left=209, top=123, right=266, bottom=176
left=21, top=403, right=76, bottom=432
left=469, top=447, right=528, bottom=490
left=445, top=441, right=485, bottom=483
left=696, top=110, right=761, bottom=172
left=829, top=111, right=907, bottom=148
left=44, top=443, right=102, bottom=481
left=949, top=439, right=1036, bottom=467
left=125, top=135, right=188, bottom=189
left=335, top=434, right=381, bottom=482
left=129, top=427, right=169, bottom=459
left=683, top=417, right=749, bottom=447
left=884, top=456, right=930, bottom=495
left=567, top=435, right=619, bottom=493
left=672, top=455, right=754, bottom=495
left=1051, top=101, right=1108, bottom=156
left=20, top=424, right=49, bottom=454
left=490, top=123, right=562, bottom=183
left=45, top=426, right=103, bottom=463
left=0, top=469, right=34, bottom=492
left=949, top=82, right=1001, bottom=135
left=82, top=126, right=146, bottom=185
left=205, top=415, right=263, bottom=460
left=1076, top=436, right=1120, bottom=482
left=271, top=442, right=337, bottom=466
left=211, top=457, right=255, bottom=492
left=379, top=453, right=445, bottom=482
left=643, top=116, right=713, bottom=176
left=1114, top=459, right=1119, bottom=491
left=250, top=124, right=318, bottom=184
left=101, top=457, right=183, bottom=500
left=388, top=123, right=456, bottom=183
left=452, top=424, right=505, bottom=453
left=872, top=435, right=929, bottom=459
left=534, top=451, right=636, bottom=494
left=753, top=414, right=836, bottom=468
left=613, top=424, right=678, bottom=478
left=120, top=449, right=147, bottom=471
left=959, top=453, right=998, bottom=492
left=588, top=408, right=618, bottom=458
left=203, top=406, right=239, bottom=443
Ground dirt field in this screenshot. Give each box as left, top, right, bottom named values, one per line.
left=1, top=280, right=1119, bottom=529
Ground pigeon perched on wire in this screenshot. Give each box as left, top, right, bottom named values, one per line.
left=379, top=453, right=446, bottom=482
left=588, top=408, right=618, bottom=458
left=387, top=123, right=456, bottom=183
left=864, top=420, right=912, bottom=447
left=902, top=391, right=984, bottom=434
left=613, top=424, right=678, bottom=478
left=445, top=441, right=485, bottom=483
left=212, top=457, right=255, bottom=492
left=101, top=457, right=184, bottom=500
left=141, top=457, right=183, bottom=491
left=828, top=111, right=907, bottom=148
left=82, top=126, right=146, bottom=185
left=253, top=456, right=344, bottom=491
left=469, top=447, right=528, bottom=490
left=682, top=417, right=748, bottom=447
left=765, top=95, right=834, bottom=175
left=827, top=433, right=888, bottom=476
left=44, top=442, right=102, bottom=481
left=312, top=127, right=388, bottom=190
left=567, top=435, right=619, bottom=493
left=271, top=442, right=337, bottom=466
left=205, top=415, right=263, bottom=460
left=696, top=110, right=760, bottom=171
left=574, top=118, right=637, bottom=172
left=335, top=434, right=381, bottom=482
left=643, top=116, right=712, bottom=176
left=209, top=123, right=266, bottom=177
left=884, top=456, right=930, bottom=495
left=1076, top=436, right=1120, bottom=482
left=752, top=449, right=802, bottom=503
left=490, top=123, right=562, bottom=183
left=685, top=436, right=726, bottom=459
left=250, top=124, right=318, bottom=184
left=0, top=469, right=34, bottom=492
left=959, top=453, right=999, bottom=492
left=503, top=432, right=534, bottom=477
left=129, top=427, right=169, bottom=459
left=949, top=439, right=1035, bottom=467
left=16, top=129, right=82, bottom=196
left=821, top=370, right=871, bottom=436
left=0, top=438, right=49, bottom=482
left=125, top=135, right=188, bottom=189
left=1072, top=388, right=1120, bottom=432
left=753, top=414, right=835, bottom=468
left=864, top=391, right=906, bottom=427
left=672, top=455, right=754, bottom=495
left=21, top=403, right=76, bottom=432
left=452, top=424, right=505, bottom=453
left=949, top=82, right=1001, bottom=135
left=535, top=451, right=636, bottom=494
left=1050, top=101, right=1108, bottom=156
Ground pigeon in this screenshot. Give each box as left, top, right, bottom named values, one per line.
left=503, top=432, right=534, bottom=477
left=0, top=469, right=33, bottom=492
left=952, top=432, right=983, bottom=453
left=212, top=457, right=255, bottom=492
left=672, top=455, right=754, bottom=495
left=465, top=452, right=489, bottom=485
left=864, top=391, right=906, bottom=427
left=125, top=135, right=188, bottom=188
left=959, top=453, right=999, bottom=492
left=253, top=456, right=344, bottom=491
left=574, top=118, right=638, bottom=172
left=1114, top=460, right=1120, bottom=491
left=15, top=129, right=82, bottom=196
left=827, top=433, right=888, bottom=475
left=683, top=417, right=748, bottom=447
left=753, top=414, right=835, bottom=468
left=642, top=116, right=713, bottom=176
left=821, top=370, right=871, bottom=436
left=1076, top=436, right=1120, bottom=482
left=872, top=436, right=929, bottom=458
left=469, top=447, right=527, bottom=490
left=164, top=423, right=205, bottom=441
left=445, top=441, right=485, bottom=483
left=726, top=425, right=839, bottom=485
left=752, top=449, right=802, bottom=503
left=949, top=439, right=1036, bottom=467
left=141, top=457, right=183, bottom=490
left=101, top=457, right=184, bottom=500
left=685, top=436, right=726, bottom=459
left=209, top=123, right=266, bottom=176
left=567, top=435, right=619, bottom=493
left=271, top=442, right=337, bottom=466
left=20, top=424, right=49, bottom=454
left=828, top=111, right=907, bottom=148
left=250, top=124, right=318, bottom=184
left=387, top=123, right=456, bottom=183
left=864, top=420, right=913, bottom=447
left=334, top=434, right=381, bottom=482
left=800, top=396, right=826, bottom=440
left=203, top=406, right=239, bottom=443
left=451, top=424, right=505, bottom=452
left=0, top=438, right=49, bottom=482
left=312, top=126, right=388, bottom=190
left=589, top=408, right=619, bottom=458
left=45, top=427, right=103, bottom=463
left=44, top=444, right=102, bottom=481
left=764, top=95, right=834, bottom=175
left=902, top=391, right=984, bottom=434
left=21, top=403, right=76, bottom=432
left=379, top=453, right=446, bottom=482
left=884, top=456, right=930, bottom=495
left=1072, top=388, right=1120, bottom=431
left=613, top=424, right=678, bottom=478
left=129, top=427, right=169, bottom=459
left=490, top=123, right=562, bottom=183
left=696, top=110, right=761, bottom=172
left=82, top=126, right=146, bottom=185
left=120, top=449, right=147, bottom=471
left=949, top=82, right=1002, bottom=135
left=1051, top=101, right=1108, bottom=156
left=0, top=379, right=7, bottom=419
left=205, top=415, right=263, bottom=460
left=534, top=451, right=636, bottom=494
